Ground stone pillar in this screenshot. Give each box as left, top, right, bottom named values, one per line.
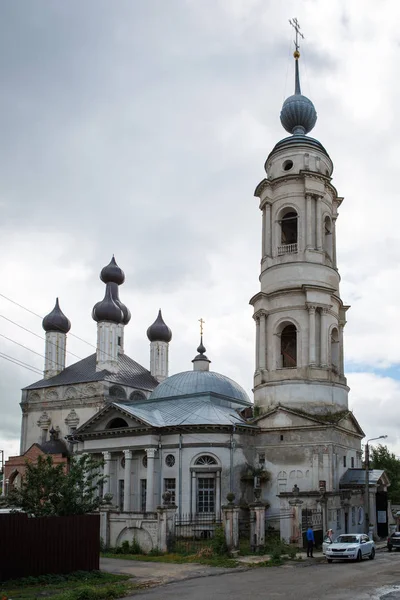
left=339, top=324, right=345, bottom=374
left=307, top=305, right=316, bottom=366
left=145, top=448, right=157, bottom=512
left=306, top=194, right=312, bottom=248
left=99, top=506, right=111, bottom=550
left=320, top=307, right=329, bottom=367
left=191, top=471, right=197, bottom=515
left=157, top=504, right=178, bottom=553
left=222, top=505, right=240, bottom=556
left=316, top=197, right=323, bottom=250
left=332, top=217, right=337, bottom=268
left=103, top=451, right=111, bottom=497
left=259, top=312, right=266, bottom=370
left=250, top=504, right=266, bottom=552
left=254, top=315, right=260, bottom=372
left=262, top=207, right=266, bottom=258
left=265, top=203, right=272, bottom=257
left=123, top=450, right=132, bottom=512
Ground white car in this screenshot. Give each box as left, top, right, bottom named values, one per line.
left=325, top=534, right=375, bottom=562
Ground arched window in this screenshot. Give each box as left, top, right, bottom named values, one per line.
left=324, top=216, right=333, bottom=258
left=281, top=324, right=297, bottom=368
left=109, top=386, right=127, bottom=400
left=129, top=391, right=146, bottom=402
left=331, top=328, right=339, bottom=372
left=278, top=210, right=298, bottom=256
left=195, top=455, right=217, bottom=466
left=106, top=417, right=129, bottom=429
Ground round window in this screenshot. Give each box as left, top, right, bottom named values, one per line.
left=142, top=455, right=148, bottom=468
left=165, top=454, right=175, bottom=467
left=283, top=160, right=293, bottom=171
left=121, top=456, right=125, bottom=469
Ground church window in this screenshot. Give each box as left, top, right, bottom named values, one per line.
left=165, top=454, right=175, bottom=467
left=282, top=159, right=293, bottom=171
left=280, top=210, right=298, bottom=246
left=351, top=456, right=354, bottom=468
left=41, top=428, right=48, bottom=445
left=280, top=324, right=297, bottom=368
left=280, top=435, right=284, bottom=441
left=331, top=328, right=339, bottom=372
left=140, top=479, right=147, bottom=512
left=343, top=456, right=347, bottom=468
left=109, top=385, right=127, bottom=400
left=164, top=478, right=176, bottom=504
left=197, top=477, right=215, bottom=513
left=142, top=455, right=148, bottom=468
left=195, top=455, right=217, bottom=466
left=129, top=391, right=146, bottom=402
left=106, top=417, right=129, bottom=429
left=324, top=216, right=333, bottom=258
left=118, top=479, right=124, bottom=512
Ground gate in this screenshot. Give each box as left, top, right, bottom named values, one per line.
left=301, top=508, right=323, bottom=548
left=173, top=513, right=222, bottom=554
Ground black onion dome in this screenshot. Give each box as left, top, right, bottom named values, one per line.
left=92, top=283, right=124, bottom=324
left=192, top=336, right=210, bottom=363
left=100, top=256, right=125, bottom=285
left=40, top=428, right=69, bottom=456
left=147, top=310, right=172, bottom=342
left=42, top=298, right=71, bottom=334
left=109, top=282, right=131, bottom=325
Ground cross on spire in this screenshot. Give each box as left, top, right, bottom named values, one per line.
left=289, top=18, right=304, bottom=53
left=198, top=318, right=205, bottom=337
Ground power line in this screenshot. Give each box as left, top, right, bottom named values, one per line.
left=0, top=351, right=42, bottom=375
left=0, top=332, right=66, bottom=371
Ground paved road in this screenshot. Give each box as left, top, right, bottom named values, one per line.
left=125, top=552, right=400, bottom=600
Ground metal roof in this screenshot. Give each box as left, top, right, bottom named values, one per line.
left=113, top=394, right=254, bottom=428
left=24, top=353, right=159, bottom=391
left=340, top=469, right=386, bottom=486
left=149, top=370, right=250, bottom=405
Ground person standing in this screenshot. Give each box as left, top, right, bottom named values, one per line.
left=306, top=525, right=315, bottom=557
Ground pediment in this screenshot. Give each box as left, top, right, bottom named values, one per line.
left=73, top=403, right=152, bottom=437
left=335, top=412, right=364, bottom=437
left=255, top=407, right=322, bottom=430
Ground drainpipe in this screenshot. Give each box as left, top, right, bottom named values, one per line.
left=179, top=433, right=183, bottom=520
left=158, top=434, right=162, bottom=505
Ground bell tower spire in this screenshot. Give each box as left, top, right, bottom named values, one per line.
left=250, top=25, right=349, bottom=415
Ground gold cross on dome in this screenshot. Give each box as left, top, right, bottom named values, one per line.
left=289, top=17, right=304, bottom=52
left=198, top=318, right=205, bottom=336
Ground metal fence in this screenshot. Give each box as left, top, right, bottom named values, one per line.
left=301, top=508, right=323, bottom=548
left=173, top=513, right=222, bottom=554
left=0, top=513, right=100, bottom=581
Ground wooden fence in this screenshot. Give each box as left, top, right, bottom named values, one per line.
left=0, top=513, right=100, bottom=581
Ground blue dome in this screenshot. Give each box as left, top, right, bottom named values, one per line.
left=149, top=370, right=250, bottom=404
left=280, top=94, right=317, bottom=135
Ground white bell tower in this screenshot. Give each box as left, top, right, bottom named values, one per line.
left=250, top=35, right=349, bottom=415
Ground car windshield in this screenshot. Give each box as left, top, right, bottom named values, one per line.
left=391, top=533, right=400, bottom=538
left=336, top=535, right=359, bottom=544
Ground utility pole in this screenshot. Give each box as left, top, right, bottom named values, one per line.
left=365, top=435, right=387, bottom=534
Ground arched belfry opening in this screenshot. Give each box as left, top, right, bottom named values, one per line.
left=279, top=209, right=298, bottom=255
left=324, top=216, right=333, bottom=258
left=331, top=327, right=339, bottom=372
left=280, top=324, right=297, bottom=368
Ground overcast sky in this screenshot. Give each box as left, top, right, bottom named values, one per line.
left=1, top=0, right=399, bottom=460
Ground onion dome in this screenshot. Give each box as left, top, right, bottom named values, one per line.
left=280, top=51, right=317, bottom=136
left=42, top=298, right=71, bottom=334
left=110, top=282, right=131, bottom=325
left=100, top=255, right=125, bottom=285
left=92, top=283, right=124, bottom=324
left=192, top=336, right=211, bottom=370
left=40, top=427, right=69, bottom=456
left=147, top=309, right=172, bottom=343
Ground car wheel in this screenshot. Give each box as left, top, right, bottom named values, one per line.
left=356, top=550, right=362, bottom=562
left=327, top=559, right=333, bottom=563
left=369, top=549, right=375, bottom=560
left=388, top=546, right=392, bottom=552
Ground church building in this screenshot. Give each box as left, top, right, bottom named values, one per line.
left=5, top=34, right=388, bottom=543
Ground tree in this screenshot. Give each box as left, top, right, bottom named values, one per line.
left=369, top=444, right=400, bottom=504
left=8, top=454, right=106, bottom=517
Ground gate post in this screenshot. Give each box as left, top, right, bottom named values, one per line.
left=249, top=503, right=265, bottom=552
left=157, top=496, right=177, bottom=553
left=222, top=504, right=240, bottom=556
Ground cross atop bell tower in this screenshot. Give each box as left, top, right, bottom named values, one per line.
left=249, top=33, right=349, bottom=415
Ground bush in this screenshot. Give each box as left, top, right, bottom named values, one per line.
left=148, top=547, right=163, bottom=556
left=130, top=538, right=143, bottom=554
left=211, top=526, right=227, bottom=556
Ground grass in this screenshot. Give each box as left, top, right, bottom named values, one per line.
left=0, top=570, right=145, bottom=600
left=101, top=551, right=239, bottom=568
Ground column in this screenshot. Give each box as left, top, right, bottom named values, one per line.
left=191, top=471, right=197, bottom=515
left=320, top=308, right=329, bottom=367
left=332, top=217, right=337, bottom=268
left=306, top=194, right=312, bottom=248
left=145, top=448, right=156, bottom=512
left=215, top=471, right=221, bottom=520
left=262, top=208, right=266, bottom=258
left=103, top=451, right=111, bottom=497
left=316, top=197, right=323, bottom=250
left=123, top=450, right=132, bottom=512
left=339, top=324, right=344, bottom=374
left=265, top=203, right=272, bottom=257
left=259, top=312, right=266, bottom=370
left=254, top=315, right=260, bottom=372
left=307, top=305, right=316, bottom=366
